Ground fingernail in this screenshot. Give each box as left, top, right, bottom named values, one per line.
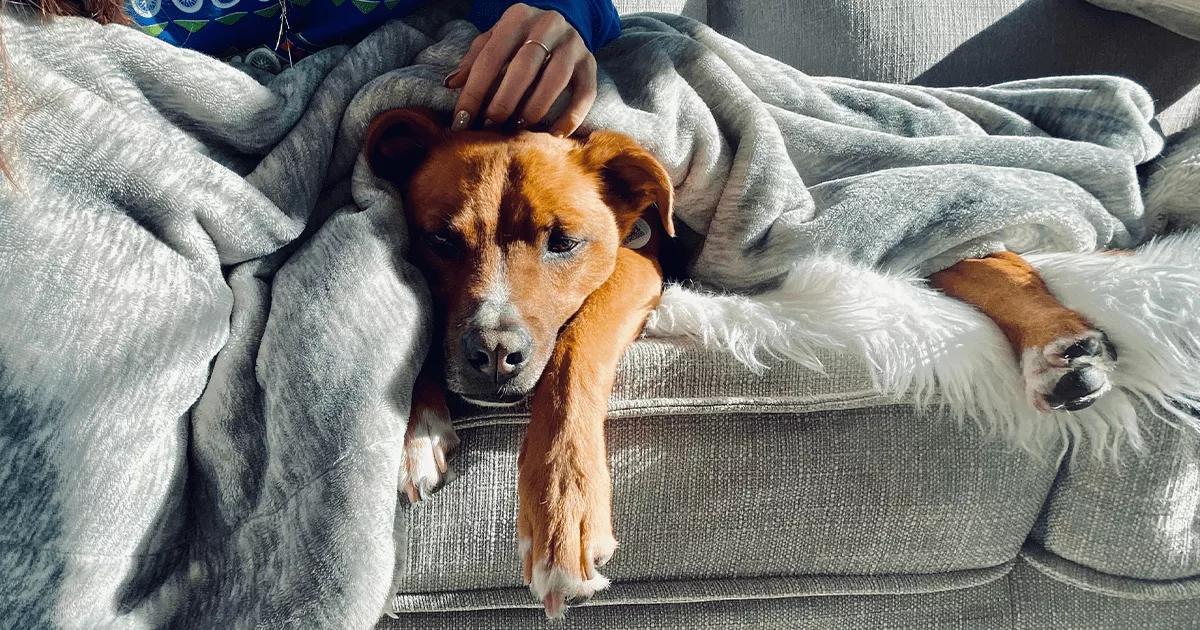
left=442, top=69, right=460, bottom=88
left=482, top=118, right=495, bottom=128
left=452, top=110, right=470, bottom=131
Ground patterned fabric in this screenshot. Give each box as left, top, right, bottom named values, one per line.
left=124, top=0, right=620, bottom=57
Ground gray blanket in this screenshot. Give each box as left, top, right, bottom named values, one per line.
left=0, top=6, right=1165, bottom=628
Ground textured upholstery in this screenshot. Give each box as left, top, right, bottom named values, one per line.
left=612, top=0, right=705, bottom=20
left=387, top=341, right=1200, bottom=624
left=1086, top=0, right=1200, bottom=41
left=394, top=341, right=1061, bottom=601
left=1033, top=417, right=1200, bottom=581
left=380, top=559, right=1200, bottom=628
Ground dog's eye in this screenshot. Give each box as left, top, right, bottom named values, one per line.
left=547, top=230, right=581, bottom=255
left=422, top=230, right=459, bottom=258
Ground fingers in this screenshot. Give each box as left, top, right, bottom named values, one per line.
left=445, top=31, right=490, bottom=89
left=483, top=14, right=568, bottom=124
left=549, top=55, right=598, bottom=137
left=451, top=19, right=523, bottom=128
left=515, top=43, right=576, bottom=129
left=446, top=4, right=600, bottom=134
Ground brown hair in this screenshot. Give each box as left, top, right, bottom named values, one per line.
left=0, top=0, right=128, bottom=182
left=8, top=0, right=129, bottom=24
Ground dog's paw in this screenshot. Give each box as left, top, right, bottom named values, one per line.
left=521, top=536, right=614, bottom=619
left=1022, top=329, right=1117, bottom=413
left=401, top=390, right=459, bottom=503
left=517, top=442, right=616, bottom=619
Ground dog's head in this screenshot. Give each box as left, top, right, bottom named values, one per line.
left=365, top=107, right=673, bottom=406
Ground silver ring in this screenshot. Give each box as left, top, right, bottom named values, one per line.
left=523, top=39, right=553, bottom=64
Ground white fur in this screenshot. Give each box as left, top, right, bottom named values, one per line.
left=400, top=406, right=459, bottom=501
left=645, top=230, right=1200, bottom=459
left=519, top=535, right=616, bottom=619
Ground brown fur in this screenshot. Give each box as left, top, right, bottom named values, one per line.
left=367, top=107, right=673, bottom=612
left=929, top=251, right=1095, bottom=354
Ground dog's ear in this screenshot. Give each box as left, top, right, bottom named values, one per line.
left=577, top=131, right=675, bottom=238
left=364, top=107, right=447, bottom=185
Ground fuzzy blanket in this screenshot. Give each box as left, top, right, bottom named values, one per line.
left=0, top=5, right=1194, bottom=628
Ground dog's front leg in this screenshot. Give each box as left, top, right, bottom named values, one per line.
left=930, top=251, right=1116, bottom=412
left=401, top=362, right=459, bottom=503
left=518, top=245, right=664, bottom=619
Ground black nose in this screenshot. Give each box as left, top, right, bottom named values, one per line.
left=464, top=326, right=533, bottom=383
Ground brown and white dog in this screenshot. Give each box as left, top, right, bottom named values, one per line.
left=364, top=107, right=1116, bottom=618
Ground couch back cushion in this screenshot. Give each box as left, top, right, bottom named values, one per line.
left=614, top=0, right=1200, bottom=134
left=613, top=0, right=705, bottom=20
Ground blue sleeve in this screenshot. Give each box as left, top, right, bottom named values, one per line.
left=469, top=0, right=622, bottom=51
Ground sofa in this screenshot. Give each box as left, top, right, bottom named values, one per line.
left=378, top=2, right=1200, bottom=627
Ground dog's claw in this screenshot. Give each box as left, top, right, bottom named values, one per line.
left=543, top=594, right=566, bottom=619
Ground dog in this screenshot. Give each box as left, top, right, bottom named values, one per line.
left=364, top=107, right=1117, bottom=618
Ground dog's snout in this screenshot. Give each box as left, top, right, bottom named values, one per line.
left=464, top=326, right=533, bottom=383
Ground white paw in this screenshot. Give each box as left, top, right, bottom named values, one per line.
left=1022, top=330, right=1117, bottom=413
left=520, top=536, right=615, bottom=620
left=400, top=406, right=459, bottom=503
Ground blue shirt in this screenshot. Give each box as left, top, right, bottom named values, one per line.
left=125, top=0, right=620, bottom=57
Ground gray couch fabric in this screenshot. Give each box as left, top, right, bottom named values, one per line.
left=390, top=341, right=1200, bottom=621
left=694, top=0, right=1200, bottom=136
left=1033, top=416, right=1200, bottom=581
left=381, top=560, right=1200, bottom=629
left=393, top=341, right=1061, bottom=606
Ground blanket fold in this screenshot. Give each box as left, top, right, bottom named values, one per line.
left=0, top=6, right=1183, bottom=628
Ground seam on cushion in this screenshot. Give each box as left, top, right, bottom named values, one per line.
left=447, top=390, right=901, bottom=430
left=390, top=562, right=1017, bottom=614
left=1019, top=544, right=1200, bottom=601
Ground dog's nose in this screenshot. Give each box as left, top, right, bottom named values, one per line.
left=464, top=327, right=532, bottom=382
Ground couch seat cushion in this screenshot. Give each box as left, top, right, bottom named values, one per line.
left=393, top=340, right=1063, bottom=611
left=1032, top=410, right=1200, bottom=583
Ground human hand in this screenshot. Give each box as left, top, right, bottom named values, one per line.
left=445, top=3, right=598, bottom=137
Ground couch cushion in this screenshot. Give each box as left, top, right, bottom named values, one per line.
left=392, top=339, right=1063, bottom=611
left=1032, top=410, right=1200, bottom=582
left=1087, top=0, right=1200, bottom=41
left=701, top=0, right=1200, bottom=135
left=613, top=0, right=705, bottom=20
left=380, top=558, right=1200, bottom=629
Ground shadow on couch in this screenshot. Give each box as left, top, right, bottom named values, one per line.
left=913, top=0, right=1200, bottom=115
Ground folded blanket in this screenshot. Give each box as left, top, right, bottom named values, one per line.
left=0, top=5, right=1176, bottom=628
left=1086, top=0, right=1200, bottom=41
